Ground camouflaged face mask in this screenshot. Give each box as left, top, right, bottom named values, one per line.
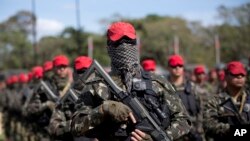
left=107, top=42, right=139, bottom=72
left=107, top=42, right=141, bottom=92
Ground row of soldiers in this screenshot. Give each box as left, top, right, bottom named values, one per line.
left=0, top=21, right=250, bottom=141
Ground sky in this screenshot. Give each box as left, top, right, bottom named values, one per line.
left=1, top=0, right=249, bottom=40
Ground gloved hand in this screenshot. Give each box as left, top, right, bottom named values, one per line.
left=100, top=100, right=132, bottom=122
left=41, top=101, right=56, bottom=111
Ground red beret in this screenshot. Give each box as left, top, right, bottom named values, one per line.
left=194, top=65, right=206, bottom=75
left=32, top=66, right=43, bottom=79
left=142, top=59, right=156, bottom=71
left=43, top=61, right=53, bottom=72
left=6, top=77, right=12, bottom=85
left=28, top=72, right=33, bottom=82
left=226, top=61, right=246, bottom=75
left=10, top=75, right=19, bottom=84
left=168, top=55, right=184, bottom=66
left=19, top=73, right=29, bottom=83
left=218, top=70, right=225, bottom=81
left=53, top=55, right=69, bottom=67
left=209, top=69, right=217, bottom=74
left=74, top=56, right=93, bottom=70
left=107, top=22, right=136, bottom=41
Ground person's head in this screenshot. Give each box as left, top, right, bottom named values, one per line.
left=43, top=61, right=53, bottom=72
left=73, top=56, right=93, bottom=80
left=225, top=61, right=246, bottom=88
left=106, top=21, right=138, bottom=73
left=53, top=55, right=69, bottom=78
left=72, top=56, right=93, bottom=90
left=167, top=55, right=184, bottom=77
left=218, top=70, right=225, bottom=81
left=27, top=71, right=33, bottom=82
left=32, top=66, right=43, bottom=80
left=194, top=65, right=206, bottom=83
left=6, top=77, right=12, bottom=87
left=43, top=61, right=54, bottom=79
left=208, top=69, right=218, bottom=82
left=18, top=73, right=29, bottom=84
left=141, top=59, right=156, bottom=72
left=10, top=75, right=19, bottom=86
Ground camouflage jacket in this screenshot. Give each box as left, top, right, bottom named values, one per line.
left=71, top=71, right=191, bottom=141
left=48, top=73, right=95, bottom=140
left=48, top=103, right=73, bottom=140
left=171, top=79, right=203, bottom=135
left=203, top=89, right=250, bottom=137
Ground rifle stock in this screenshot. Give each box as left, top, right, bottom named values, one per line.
left=80, top=60, right=171, bottom=141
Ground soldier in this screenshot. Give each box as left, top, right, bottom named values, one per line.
left=43, top=61, right=54, bottom=83
left=51, top=55, right=72, bottom=97
left=16, top=73, right=30, bottom=141
left=70, top=21, right=191, bottom=141
left=203, top=61, right=250, bottom=141
left=26, top=66, right=54, bottom=141
left=207, top=69, right=219, bottom=94
left=193, top=65, right=213, bottom=103
left=1, top=76, right=14, bottom=141
left=15, top=73, right=30, bottom=141
left=167, top=55, right=204, bottom=141
left=7, top=75, right=21, bottom=141
left=49, top=56, right=93, bottom=141
left=217, top=70, right=227, bottom=93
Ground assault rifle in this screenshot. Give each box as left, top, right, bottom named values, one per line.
left=23, top=80, right=58, bottom=110
left=40, top=80, right=59, bottom=102
left=80, top=60, right=171, bottom=141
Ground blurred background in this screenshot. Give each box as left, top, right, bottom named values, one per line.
left=1, top=0, right=250, bottom=71
left=0, top=0, right=250, bottom=140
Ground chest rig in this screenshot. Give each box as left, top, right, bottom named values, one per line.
left=175, top=80, right=200, bottom=117
left=219, top=91, right=250, bottom=125
left=130, top=71, right=171, bottom=129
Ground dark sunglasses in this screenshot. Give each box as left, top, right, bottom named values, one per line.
left=75, top=69, right=86, bottom=74
left=55, top=65, right=67, bottom=69
left=229, top=73, right=245, bottom=77
left=170, top=65, right=183, bottom=68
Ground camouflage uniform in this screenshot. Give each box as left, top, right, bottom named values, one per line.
left=1, top=86, right=12, bottom=140
left=70, top=71, right=191, bottom=141
left=27, top=64, right=71, bottom=141
left=49, top=103, right=74, bottom=140
left=26, top=79, right=56, bottom=141
left=203, top=89, right=250, bottom=141
left=195, top=82, right=214, bottom=108
left=20, top=82, right=35, bottom=141
left=49, top=71, right=96, bottom=141
left=170, top=79, right=204, bottom=141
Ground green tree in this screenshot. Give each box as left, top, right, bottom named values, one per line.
left=0, top=11, right=34, bottom=69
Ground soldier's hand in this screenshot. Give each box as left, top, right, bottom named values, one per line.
left=44, top=101, right=56, bottom=110
left=131, top=129, right=153, bottom=141
left=101, top=100, right=132, bottom=122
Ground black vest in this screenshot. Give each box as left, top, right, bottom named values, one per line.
left=175, top=80, right=200, bottom=117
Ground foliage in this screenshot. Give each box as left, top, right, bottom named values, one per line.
left=0, top=3, right=249, bottom=71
